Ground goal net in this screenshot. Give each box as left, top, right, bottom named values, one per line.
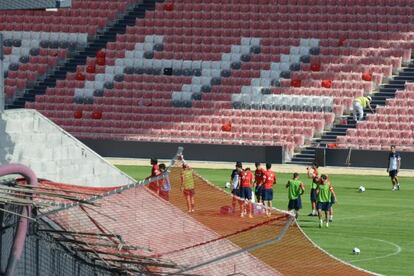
left=2, top=147, right=373, bottom=275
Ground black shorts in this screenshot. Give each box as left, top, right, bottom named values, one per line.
left=240, top=187, right=252, bottom=200
left=183, top=189, right=195, bottom=197
left=310, top=188, right=317, bottom=202
left=261, top=188, right=273, bottom=201
left=231, top=188, right=240, bottom=197
left=255, top=185, right=263, bottom=197
left=317, top=202, right=331, bottom=212
left=288, top=197, right=302, bottom=211
left=389, top=170, right=398, bottom=178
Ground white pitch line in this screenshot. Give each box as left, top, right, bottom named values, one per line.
left=349, top=237, right=402, bottom=263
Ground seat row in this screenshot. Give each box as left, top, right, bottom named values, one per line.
left=26, top=0, right=413, bottom=155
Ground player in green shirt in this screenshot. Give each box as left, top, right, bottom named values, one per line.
left=316, top=175, right=337, bottom=228
left=180, top=163, right=195, bottom=213
left=286, top=173, right=305, bottom=219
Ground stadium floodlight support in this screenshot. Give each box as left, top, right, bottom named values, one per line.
left=0, top=33, right=4, bottom=112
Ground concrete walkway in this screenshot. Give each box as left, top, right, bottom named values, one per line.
left=107, top=157, right=414, bottom=177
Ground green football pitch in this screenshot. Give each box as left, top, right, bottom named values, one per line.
left=117, top=165, right=414, bottom=276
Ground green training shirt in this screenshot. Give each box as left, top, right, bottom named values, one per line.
left=288, top=179, right=302, bottom=200
left=317, top=183, right=331, bottom=203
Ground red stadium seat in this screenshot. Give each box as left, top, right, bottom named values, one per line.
left=362, top=72, right=373, bottom=81
left=164, top=2, right=174, bottom=11
left=321, top=80, right=333, bottom=89
left=291, top=79, right=302, bottom=88
left=91, top=110, right=102, bottom=120
left=96, top=57, right=106, bottom=66
left=96, top=50, right=106, bottom=59
left=221, top=122, right=232, bottom=132
left=86, top=64, right=96, bottom=73
left=74, top=110, right=83, bottom=119
left=75, top=72, right=86, bottom=81
left=310, top=63, right=321, bottom=72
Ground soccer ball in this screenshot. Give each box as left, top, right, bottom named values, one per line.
left=353, top=247, right=361, bottom=255
left=225, top=182, right=231, bottom=189
left=358, top=186, right=366, bottom=192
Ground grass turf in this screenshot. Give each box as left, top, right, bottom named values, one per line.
left=117, top=165, right=414, bottom=276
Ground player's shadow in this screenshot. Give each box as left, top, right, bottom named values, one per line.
left=0, top=113, right=15, bottom=165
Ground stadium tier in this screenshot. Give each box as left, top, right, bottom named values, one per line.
left=337, top=82, right=414, bottom=152
left=2, top=0, right=414, bottom=160
left=0, top=0, right=135, bottom=104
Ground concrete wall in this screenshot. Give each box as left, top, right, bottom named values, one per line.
left=315, top=148, right=414, bottom=169
left=0, top=109, right=134, bottom=187
left=81, top=139, right=285, bottom=163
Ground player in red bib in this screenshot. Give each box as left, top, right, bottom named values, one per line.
left=239, top=167, right=254, bottom=218
left=150, top=158, right=160, bottom=177
left=148, top=158, right=160, bottom=193
left=307, top=162, right=319, bottom=216
left=262, top=163, right=277, bottom=217
left=254, top=162, right=266, bottom=204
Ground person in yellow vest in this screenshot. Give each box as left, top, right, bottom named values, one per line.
left=180, top=163, right=195, bottom=213
left=352, top=95, right=373, bottom=122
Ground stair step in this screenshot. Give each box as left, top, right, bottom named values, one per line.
left=286, top=160, right=314, bottom=166
left=375, top=91, right=397, bottom=96
left=379, top=87, right=397, bottom=93
left=320, top=137, right=338, bottom=142
left=335, top=124, right=355, bottom=129
left=330, top=127, right=347, bottom=132
left=383, top=84, right=404, bottom=90
left=399, top=72, right=414, bottom=77
left=294, top=153, right=315, bottom=158
left=371, top=95, right=394, bottom=100
left=388, top=79, right=406, bottom=84
left=7, top=105, right=23, bottom=109
left=291, top=155, right=315, bottom=160
left=331, top=132, right=347, bottom=136
left=301, top=149, right=315, bottom=154
left=394, top=76, right=414, bottom=82
left=317, top=137, right=337, bottom=142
